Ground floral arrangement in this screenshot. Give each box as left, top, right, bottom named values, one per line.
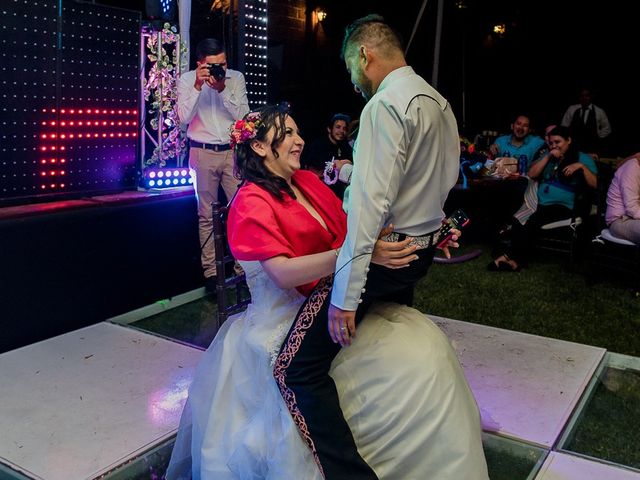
left=142, top=23, right=187, bottom=167
left=229, top=112, right=263, bottom=149
left=459, top=136, right=477, bottom=156
left=459, top=136, right=491, bottom=183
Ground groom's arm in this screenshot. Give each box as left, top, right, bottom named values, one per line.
left=330, top=98, right=405, bottom=313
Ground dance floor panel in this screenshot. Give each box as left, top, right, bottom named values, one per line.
left=535, top=452, right=640, bottom=480
left=1, top=307, right=635, bottom=479
left=0, top=322, right=202, bottom=480
left=432, top=316, right=606, bottom=448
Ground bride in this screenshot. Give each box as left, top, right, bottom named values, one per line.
left=166, top=105, right=489, bottom=479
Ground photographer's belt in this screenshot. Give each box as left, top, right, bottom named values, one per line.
left=381, top=228, right=441, bottom=250
left=190, top=140, right=232, bottom=152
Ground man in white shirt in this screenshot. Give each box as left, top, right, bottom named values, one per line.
left=561, top=87, right=611, bottom=156
left=177, top=38, right=249, bottom=293
left=274, top=15, right=461, bottom=479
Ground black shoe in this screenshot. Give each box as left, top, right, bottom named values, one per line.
left=204, top=275, right=218, bottom=295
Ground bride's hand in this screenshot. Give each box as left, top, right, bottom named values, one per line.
left=371, top=224, right=418, bottom=269
left=437, top=228, right=461, bottom=259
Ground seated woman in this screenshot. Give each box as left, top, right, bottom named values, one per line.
left=166, top=105, right=489, bottom=479
left=489, top=125, right=598, bottom=271
left=605, top=153, right=640, bottom=244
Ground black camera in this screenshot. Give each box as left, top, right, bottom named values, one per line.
left=207, top=63, right=226, bottom=81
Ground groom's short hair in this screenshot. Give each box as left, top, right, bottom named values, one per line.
left=340, top=14, right=404, bottom=61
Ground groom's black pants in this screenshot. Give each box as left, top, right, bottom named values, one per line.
left=273, top=247, right=435, bottom=480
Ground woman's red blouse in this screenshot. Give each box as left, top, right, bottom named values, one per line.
left=228, top=170, right=347, bottom=296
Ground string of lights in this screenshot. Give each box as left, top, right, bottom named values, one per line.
left=239, top=0, right=268, bottom=107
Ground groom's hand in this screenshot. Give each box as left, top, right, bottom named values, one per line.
left=328, top=304, right=356, bottom=347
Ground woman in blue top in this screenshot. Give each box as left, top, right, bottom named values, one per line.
left=489, top=126, right=598, bottom=271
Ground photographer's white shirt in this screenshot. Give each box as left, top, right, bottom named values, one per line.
left=177, top=68, right=249, bottom=144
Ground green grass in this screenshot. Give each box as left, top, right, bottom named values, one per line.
left=414, top=243, right=640, bottom=356
left=564, top=367, right=640, bottom=468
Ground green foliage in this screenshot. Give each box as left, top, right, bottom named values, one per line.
left=415, top=244, right=640, bottom=356
left=142, top=23, right=187, bottom=167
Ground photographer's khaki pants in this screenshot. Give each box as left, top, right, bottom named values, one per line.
left=189, top=147, right=238, bottom=279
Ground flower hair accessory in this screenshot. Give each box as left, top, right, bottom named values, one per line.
left=229, top=111, right=263, bottom=149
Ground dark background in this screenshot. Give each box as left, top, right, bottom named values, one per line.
left=103, top=0, right=638, bottom=156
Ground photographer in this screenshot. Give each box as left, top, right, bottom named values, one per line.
left=177, top=38, right=249, bottom=293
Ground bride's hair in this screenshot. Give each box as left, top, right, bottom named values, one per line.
left=233, top=104, right=296, bottom=201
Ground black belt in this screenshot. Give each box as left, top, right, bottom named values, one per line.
left=190, top=140, right=232, bottom=152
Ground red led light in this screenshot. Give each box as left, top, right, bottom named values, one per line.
left=70, top=109, right=75, bottom=114
left=102, top=133, right=107, bottom=138
left=60, top=183, right=65, bottom=188
left=78, top=109, right=83, bottom=114
left=60, top=171, right=65, bottom=175
left=50, top=121, right=55, bottom=126
left=69, top=121, right=74, bottom=126
left=50, top=183, right=56, bottom=188
left=51, top=108, right=56, bottom=113
left=69, top=134, right=74, bottom=139
left=41, top=134, right=47, bottom=139
left=41, top=146, right=47, bottom=151
left=118, top=110, right=122, bottom=114
left=94, top=133, right=99, bottom=138
left=40, top=172, right=46, bottom=176
left=61, top=109, right=66, bottom=114
left=117, top=133, right=122, bottom=137
left=41, top=185, right=46, bottom=189
left=60, top=159, right=66, bottom=163
left=60, top=146, right=65, bottom=151
left=60, top=134, right=66, bottom=139
left=102, top=110, right=107, bottom=114
left=60, top=121, right=66, bottom=127
left=50, top=158, right=56, bottom=163
left=132, top=132, right=137, bottom=137
left=41, top=122, right=47, bottom=126
left=78, top=121, right=83, bottom=126
left=109, top=133, right=114, bottom=137
left=102, top=121, right=107, bottom=126
left=110, top=110, right=115, bottom=114
left=42, top=109, right=47, bottom=113
left=86, top=109, right=92, bottom=114
left=78, top=133, right=83, bottom=138
left=41, top=159, right=47, bottom=164
left=50, top=171, right=56, bottom=176
left=125, top=133, right=130, bottom=137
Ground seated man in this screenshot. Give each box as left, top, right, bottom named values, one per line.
left=481, top=114, right=545, bottom=234
left=490, top=113, right=545, bottom=169
left=301, top=113, right=353, bottom=199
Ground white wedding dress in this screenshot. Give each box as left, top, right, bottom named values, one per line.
left=166, top=261, right=489, bottom=480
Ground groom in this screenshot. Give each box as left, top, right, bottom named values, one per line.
left=274, top=14, right=460, bottom=479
